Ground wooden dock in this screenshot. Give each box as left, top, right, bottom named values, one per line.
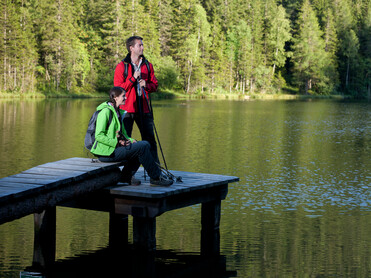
left=0, top=157, right=123, bottom=225
left=0, top=157, right=239, bottom=271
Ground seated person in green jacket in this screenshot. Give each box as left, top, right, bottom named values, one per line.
left=90, top=86, right=172, bottom=187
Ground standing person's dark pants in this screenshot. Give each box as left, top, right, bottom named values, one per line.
left=123, top=112, right=159, bottom=164
left=98, top=141, right=160, bottom=181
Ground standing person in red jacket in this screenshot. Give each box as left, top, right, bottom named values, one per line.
left=114, top=36, right=159, bottom=163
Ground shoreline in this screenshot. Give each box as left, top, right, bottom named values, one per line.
left=0, top=91, right=365, bottom=101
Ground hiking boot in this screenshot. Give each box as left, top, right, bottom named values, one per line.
left=120, top=176, right=141, bottom=186
left=150, top=173, right=173, bottom=187
left=130, top=176, right=141, bottom=186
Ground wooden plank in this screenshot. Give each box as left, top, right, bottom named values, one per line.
left=40, top=158, right=123, bottom=169
left=21, top=159, right=124, bottom=182
left=0, top=177, right=59, bottom=185
left=11, top=173, right=74, bottom=180
left=0, top=169, right=121, bottom=225
left=0, top=158, right=123, bottom=204
left=22, top=167, right=86, bottom=176
left=110, top=176, right=237, bottom=198
left=60, top=157, right=125, bottom=167
left=0, top=183, right=45, bottom=204
left=114, top=184, right=228, bottom=218
left=55, top=159, right=114, bottom=167
left=32, top=163, right=121, bottom=176
left=35, top=163, right=102, bottom=171
left=0, top=187, right=33, bottom=197
left=107, top=168, right=239, bottom=199
left=0, top=181, right=43, bottom=188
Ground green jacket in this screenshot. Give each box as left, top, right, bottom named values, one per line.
left=90, top=102, right=133, bottom=156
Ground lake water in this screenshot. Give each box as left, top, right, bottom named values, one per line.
left=0, top=98, right=370, bottom=277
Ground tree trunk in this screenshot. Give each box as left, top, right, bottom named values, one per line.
left=3, top=7, right=7, bottom=91
left=242, top=77, right=245, bottom=94
left=272, top=48, right=278, bottom=76
left=305, top=79, right=309, bottom=94
left=186, top=59, right=192, bottom=94
left=57, top=0, right=62, bottom=91
left=346, top=57, right=350, bottom=88
left=115, top=0, right=120, bottom=60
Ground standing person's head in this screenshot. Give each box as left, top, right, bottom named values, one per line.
left=109, top=87, right=126, bottom=108
left=126, top=36, right=144, bottom=56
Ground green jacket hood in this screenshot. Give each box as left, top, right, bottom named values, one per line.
left=96, top=101, right=114, bottom=111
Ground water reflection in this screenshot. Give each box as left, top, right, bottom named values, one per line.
left=0, top=99, right=370, bottom=277
left=23, top=245, right=236, bottom=278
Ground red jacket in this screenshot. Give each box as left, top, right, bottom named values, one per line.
left=114, top=54, right=158, bottom=113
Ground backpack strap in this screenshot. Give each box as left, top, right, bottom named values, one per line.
left=122, top=60, right=129, bottom=81
left=108, top=108, right=113, bottom=127
left=144, top=60, right=151, bottom=77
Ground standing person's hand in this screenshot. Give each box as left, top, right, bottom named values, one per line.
left=133, top=70, right=140, bottom=79
left=138, top=79, right=146, bottom=88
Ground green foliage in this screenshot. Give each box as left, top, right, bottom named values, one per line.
left=155, top=56, right=181, bottom=90
left=292, top=0, right=337, bottom=94
left=0, top=0, right=370, bottom=98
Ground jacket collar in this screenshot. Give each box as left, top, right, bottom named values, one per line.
left=123, top=53, right=147, bottom=64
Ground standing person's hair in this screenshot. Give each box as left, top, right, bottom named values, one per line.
left=109, top=87, right=125, bottom=109
left=126, top=36, right=143, bottom=53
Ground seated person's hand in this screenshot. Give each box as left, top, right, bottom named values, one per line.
left=119, top=139, right=131, bottom=146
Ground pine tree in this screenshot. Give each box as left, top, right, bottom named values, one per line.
left=138, top=0, right=161, bottom=61
left=0, top=0, right=17, bottom=92
left=265, top=3, right=292, bottom=81
left=158, top=0, right=173, bottom=57
left=332, top=0, right=360, bottom=92
left=33, top=0, right=89, bottom=92
left=323, top=8, right=339, bottom=91
left=227, top=20, right=253, bottom=94
left=246, top=0, right=266, bottom=93
left=207, top=18, right=227, bottom=93
left=360, top=1, right=371, bottom=97
left=17, top=0, right=38, bottom=93
left=0, top=0, right=38, bottom=93
left=169, top=0, right=199, bottom=91
left=292, top=0, right=334, bottom=94
left=100, top=0, right=127, bottom=69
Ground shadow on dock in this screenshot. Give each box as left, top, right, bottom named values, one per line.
left=23, top=244, right=237, bottom=278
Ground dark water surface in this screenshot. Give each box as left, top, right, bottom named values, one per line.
left=0, top=98, right=370, bottom=277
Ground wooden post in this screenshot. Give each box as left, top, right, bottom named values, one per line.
left=109, top=212, right=128, bottom=247
left=133, top=217, right=156, bottom=251
left=132, top=250, right=156, bottom=278
left=201, top=200, right=221, bottom=256
left=32, top=207, right=56, bottom=270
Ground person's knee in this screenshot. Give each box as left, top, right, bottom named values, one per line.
left=141, top=140, right=151, bottom=149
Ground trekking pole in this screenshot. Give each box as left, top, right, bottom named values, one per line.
left=136, top=61, right=145, bottom=139
left=141, top=87, right=169, bottom=170
left=136, top=61, right=147, bottom=180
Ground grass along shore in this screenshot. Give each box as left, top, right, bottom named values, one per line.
left=0, top=89, right=358, bottom=101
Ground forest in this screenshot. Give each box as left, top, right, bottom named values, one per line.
left=0, top=0, right=370, bottom=97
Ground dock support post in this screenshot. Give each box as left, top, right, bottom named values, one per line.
left=109, top=212, right=128, bottom=247
left=32, top=207, right=56, bottom=269
left=201, top=200, right=221, bottom=256
left=133, top=217, right=156, bottom=251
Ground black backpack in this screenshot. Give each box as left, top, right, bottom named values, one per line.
left=84, top=108, right=113, bottom=151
